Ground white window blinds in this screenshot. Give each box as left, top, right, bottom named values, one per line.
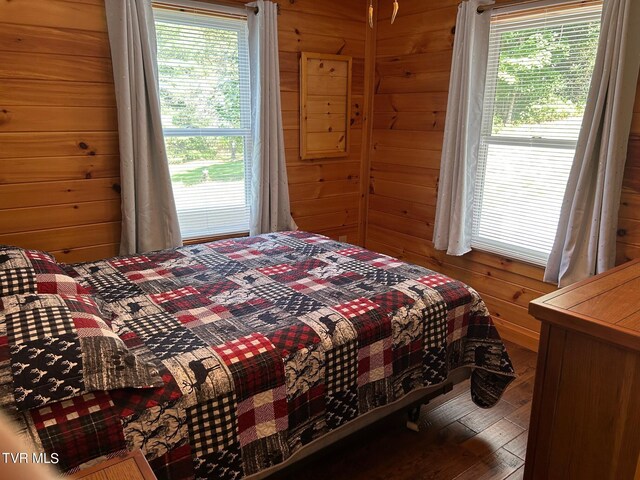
left=472, top=1, right=602, bottom=265
left=154, top=7, right=252, bottom=239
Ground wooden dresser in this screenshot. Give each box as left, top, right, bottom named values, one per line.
left=70, top=450, right=156, bottom=480
left=525, top=260, right=640, bottom=479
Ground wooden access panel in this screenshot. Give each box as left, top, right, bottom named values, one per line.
left=300, top=52, right=352, bottom=159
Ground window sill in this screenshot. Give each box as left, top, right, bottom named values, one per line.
left=182, top=231, right=249, bottom=246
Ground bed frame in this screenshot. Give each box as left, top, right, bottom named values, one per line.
left=246, top=367, right=472, bottom=479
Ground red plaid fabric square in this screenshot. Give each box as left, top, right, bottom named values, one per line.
left=30, top=391, right=114, bottom=429
left=436, top=281, right=474, bottom=309
left=36, top=274, right=87, bottom=295
left=447, top=304, right=471, bottom=342
left=125, top=268, right=172, bottom=283
left=257, top=264, right=295, bottom=277
left=150, top=286, right=199, bottom=304
left=335, top=247, right=366, bottom=257
left=370, top=290, right=415, bottom=314
left=30, top=392, right=125, bottom=471
left=177, top=305, right=231, bottom=327
left=196, top=280, right=239, bottom=297
left=72, top=313, right=112, bottom=337
left=225, top=348, right=285, bottom=400
left=148, top=444, right=193, bottom=480
left=350, top=250, right=384, bottom=262
left=227, top=248, right=263, bottom=261
left=61, top=294, right=102, bottom=315
left=288, top=383, right=326, bottom=429
left=370, top=255, right=405, bottom=269
left=204, top=240, right=244, bottom=252
left=0, top=336, right=9, bottom=363
left=25, top=250, right=55, bottom=263
left=332, top=298, right=379, bottom=319
left=301, top=234, right=330, bottom=244
left=150, top=287, right=211, bottom=313
left=350, top=307, right=393, bottom=346
left=272, top=269, right=309, bottom=283
left=110, top=369, right=183, bottom=417
left=358, top=337, right=393, bottom=386
left=392, top=338, right=423, bottom=374
left=109, top=255, right=153, bottom=272
left=416, top=274, right=453, bottom=289
left=118, top=330, right=144, bottom=349
left=237, top=385, right=288, bottom=446
left=288, top=276, right=327, bottom=294
left=267, top=324, right=321, bottom=358
left=293, top=259, right=327, bottom=272
left=30, top=259, right=64, bottom=275
left=213, top=333, right=276, bottom=366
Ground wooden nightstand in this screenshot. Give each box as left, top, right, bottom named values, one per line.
left=525, top=260, right=640, bottom=479
left=70, top=451, right=156, bottom=480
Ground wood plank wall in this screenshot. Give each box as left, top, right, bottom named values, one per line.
left=365, top=0, right=640, bottom=351
left=0, top=0, right=122, bottom=263
left=0, top=0, right=369, bottom=262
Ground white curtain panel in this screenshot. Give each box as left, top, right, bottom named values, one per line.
left=105, top=0, right=182, bottom=254
left=544, top=0, right=640, bottom=287
left=246, top=0, right=297, bottom=236
left=433, top=0, right=494, bottom=256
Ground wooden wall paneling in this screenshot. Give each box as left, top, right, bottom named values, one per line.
left=0, top=156, right=120, bottom=184
left=0, top=0, right=109, bottom=31
left=0, top=0, right=121, bottom=261
left=0, top=23, right=111, bottom=57
left=0, top=80, right=116, bottom=107
left=0, top=178, right=121, bottom=209
left=0, top=200, right=121, bottom=235
left=51, top=244, right=120, bottom=263
left=0, top=132, right=120, bottom=159
left=0, top=223, right=121, bottom=253
left=0, top=106, right=117, bottom=132
left=0, top=52, right=114, bottom=82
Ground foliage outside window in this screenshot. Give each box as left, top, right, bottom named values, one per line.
left=154, top=8, right=252, bottom=239
left=472, top=2, right=603, bottom=265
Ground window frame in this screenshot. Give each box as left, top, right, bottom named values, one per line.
left=153, top=4, right=253, bottom=241
left=470, top=1, right=602, bottom=266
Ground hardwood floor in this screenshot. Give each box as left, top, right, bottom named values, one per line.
left=273, top=341, right=537, bottom=480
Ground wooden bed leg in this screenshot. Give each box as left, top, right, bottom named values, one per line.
left=405, top=381, right=455, bottom=432
left=406, top=406, right=421, bottom=432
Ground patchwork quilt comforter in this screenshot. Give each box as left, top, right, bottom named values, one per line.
left=11, top=231, right=515, bottom=479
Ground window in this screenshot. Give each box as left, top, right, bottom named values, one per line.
left=472, top=2, right=602, bottom=265
left=154, top=6, right=252, bottom=239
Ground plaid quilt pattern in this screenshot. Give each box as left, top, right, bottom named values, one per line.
left=8, top=232, right=515, bottom=479
left=0, top=293, right=162, bottom=411
left=0, top=246, right=88, bottom=296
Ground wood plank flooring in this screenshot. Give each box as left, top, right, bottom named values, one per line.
left=273, top=341, right=536, bottom=480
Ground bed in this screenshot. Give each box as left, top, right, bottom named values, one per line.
left=0, top=231, right=515, bottom=480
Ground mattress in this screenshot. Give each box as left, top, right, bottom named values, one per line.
left=11, top=231, right=515, bottom=479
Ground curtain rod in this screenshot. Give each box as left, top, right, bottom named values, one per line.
left=153, top=1, right=280, bottom=16
left=477, top=0, right=594, bottom=14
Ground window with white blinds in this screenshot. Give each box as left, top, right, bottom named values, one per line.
left=472, top=1, right=602, bottom=265
left=154, top=7, right=252, bottom=239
